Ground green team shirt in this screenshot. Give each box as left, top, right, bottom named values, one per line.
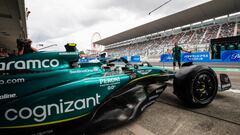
left=172, top=46, right=182, bottom=59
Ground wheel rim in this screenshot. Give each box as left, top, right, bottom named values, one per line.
left=193, top=73, right=215, bottom=101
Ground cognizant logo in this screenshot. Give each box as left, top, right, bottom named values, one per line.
left=0, top=59, right=59, bottom=71
left=4, top=94, right=100, bottom=122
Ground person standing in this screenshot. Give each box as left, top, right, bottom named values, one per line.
left=17, top=39, right=38, bottom=55
left=172, top=42, right=191, bottom=71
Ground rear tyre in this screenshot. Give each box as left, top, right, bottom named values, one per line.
left=173, top=65, right=218, bottom=108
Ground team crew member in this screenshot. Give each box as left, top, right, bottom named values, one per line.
left=172, top=42, right=191, bottom=71
left=17, top=39, right=38, bottom=55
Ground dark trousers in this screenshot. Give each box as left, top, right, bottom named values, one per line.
left=173, top=57, right=181, bottom=68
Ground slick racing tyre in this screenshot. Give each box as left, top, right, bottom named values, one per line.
left=141, top=61, right=152, bottom=67
left=173, top=65, right=218, bottom=108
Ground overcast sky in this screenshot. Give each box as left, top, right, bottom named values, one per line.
left=25, top=0, right=210, bottom=51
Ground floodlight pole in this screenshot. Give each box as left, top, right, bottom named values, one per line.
left=148, top=0, right=172, bottom=15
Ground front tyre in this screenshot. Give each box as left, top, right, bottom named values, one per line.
left=173, top=65, right=218, bottom=108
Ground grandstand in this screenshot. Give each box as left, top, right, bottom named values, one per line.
left=104, top=18, right=240, bottom=58
left=94, top=0, right=240, bottom=59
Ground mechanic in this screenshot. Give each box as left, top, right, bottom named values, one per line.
left=17, top=39, right=38, bottom=55
left=172, top=42, right=191, bottom=71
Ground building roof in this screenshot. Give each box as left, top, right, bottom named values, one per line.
left=95, top=0, right=240, bottom=46
left=0, top=0, right=27, bottom=50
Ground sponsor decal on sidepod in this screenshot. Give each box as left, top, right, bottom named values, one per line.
left=99, top=77, right=121, bottom=87
left=0, top=59, right=59, bottom=71
left=0, top=93, right=17, bottom=100
left=137, top=69, right=152, bottom=75
left=4, top=94, right=100, bottom=122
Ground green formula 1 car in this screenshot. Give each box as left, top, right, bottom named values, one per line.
left=0, top=51, right=231, bottom=135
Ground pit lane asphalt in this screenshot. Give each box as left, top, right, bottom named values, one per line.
left=99, top=87, right=240, bottom=135
left=97, top=64, right=240, bottom=135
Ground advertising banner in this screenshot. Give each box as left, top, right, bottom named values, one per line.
left=79, top=58, right=89, bottom=63
left=160, top=52, right=210, bottom=62
left=122, top=56, right=128, bottom=61
left=160, top=54, right=173, bottom=62
left=221, top=50, right=240, bottom=62
left=131, top=55, right=141, bottom=62
left=160, top=50, right=240, bottom=63
left=182, top=52, right=210, bottom=62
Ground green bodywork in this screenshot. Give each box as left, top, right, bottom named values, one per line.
left=0, top=52, right=172, bottom=128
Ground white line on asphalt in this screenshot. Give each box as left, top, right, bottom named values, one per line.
left=170, top=123, right=183, bottom=135
left=226, top=68, right=240, bottom=72
left=228, top=89, right=240, bottom=94
left=127, top=123, right=155, bottom=135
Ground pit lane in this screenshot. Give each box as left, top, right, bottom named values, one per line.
left=98, top=64, right=240, bottom=135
